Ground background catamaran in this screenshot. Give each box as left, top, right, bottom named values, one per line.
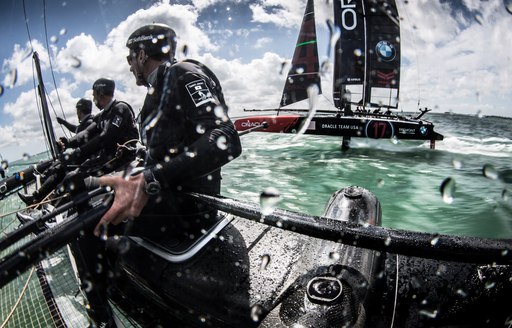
left=234, top=0, right=444, bottom=149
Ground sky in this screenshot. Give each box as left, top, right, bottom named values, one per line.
left=0, top=0, right=511, bottom=161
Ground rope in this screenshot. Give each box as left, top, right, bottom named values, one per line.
left=0, top=193, right=68, bottom=220
left=0, top=267, right=36, bottom=328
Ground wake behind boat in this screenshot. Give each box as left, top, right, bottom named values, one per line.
left=234, top=0, right=444, bottom=150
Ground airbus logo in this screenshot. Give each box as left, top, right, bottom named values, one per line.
left=375, top=41, right=396, bottom=62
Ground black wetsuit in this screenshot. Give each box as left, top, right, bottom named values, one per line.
left=59, top=113, right=94, bottom=134
left=75, top=60, right=242, bottom=327
left=28, top=101, right=138, bottom=203
left=131, top=59, right=242, bottom=239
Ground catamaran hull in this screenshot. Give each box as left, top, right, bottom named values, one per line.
left=234, top=115, right=444, bottom=142
left=104, top=187, right=510, bottom=328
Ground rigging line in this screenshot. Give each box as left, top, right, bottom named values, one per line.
left=22, top=0, right=34, bottom=52
left=42, top=0, right=70, bottom=140
left=43, top=0, right=66, bottom=119
left=0, top=267, right=36, bottom=328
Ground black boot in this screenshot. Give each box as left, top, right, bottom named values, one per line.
left=18, top=191, right=36, bottom=205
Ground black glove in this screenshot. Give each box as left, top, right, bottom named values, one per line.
left=56, top=117, right=65, bottom=124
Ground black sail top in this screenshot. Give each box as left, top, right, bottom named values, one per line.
left=333, top=0, right=400, bottom=110
left=280, top=0, right=322, bottom=107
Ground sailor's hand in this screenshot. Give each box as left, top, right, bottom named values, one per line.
left=56, top=116, right=65, bottom=124
left=94, top=173, right=148, bottom=237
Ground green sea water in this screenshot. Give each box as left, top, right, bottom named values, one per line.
left=1, top=112, right=511, bottom=327
left=222, top=113, right=512, bottom=239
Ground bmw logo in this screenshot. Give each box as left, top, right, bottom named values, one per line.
left=375, top=41, right=396, bottom=62
left=419, top=126, right=428, bottom=135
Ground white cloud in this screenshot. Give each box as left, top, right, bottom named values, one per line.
left=1, top=0, right=512, bottom=160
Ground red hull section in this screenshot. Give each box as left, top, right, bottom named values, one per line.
left=234, top=115, right=301, bottom=133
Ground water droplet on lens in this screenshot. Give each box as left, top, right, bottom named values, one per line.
left=50, top=35, right=58, bottom=43
left=0, top=84, right=4, bottom=96
left=8, top=68, right=17, bottom=88
left=71, top=56, right=81, bottom=68
left=196, top=124, right=205, bottom=134
left=59, top=28, right=67, bottom=35
left=259, top=254, right=270, bottom=271
left=161, top=45, right=171, bottom=54
left=482, top=164, right=498, bottom=180
left=456, top=288, right=467, bottom=297
left=329, top=251, right=340, bottom=260
left=419, top=309, right=438, bottom=318
left=384, top=236, right=391, bottom=246
left=452, top=158, right=463, bottom=170
left=502, top=189, right=510, bottom=201
left=377, top=178, right=385, bottom=187
left=440, top=177, right=456, bottom=204
left=260, top=187, right=281, bottom=216
left=216, top=136, right=228, bottom=150
left=430, top=236, right=439, bottom=246
left=484, top=281, right=496, bottom=289
left=506, top=0, right=512, bottom=15
left=250, top=304, right=264, bottom=322
left=23, top=153, right=30, bottom=161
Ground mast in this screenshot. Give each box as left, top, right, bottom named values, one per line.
left=33, top=51, right=59, bottom=160
left=280, top=0, right=321, bottom=108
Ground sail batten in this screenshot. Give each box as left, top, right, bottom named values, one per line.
left=280, top=0, right=321, bottom=108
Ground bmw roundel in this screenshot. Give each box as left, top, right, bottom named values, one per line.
left=419, top=126, right=428, bottom=135
left=375, top=41, right=396, bottom=62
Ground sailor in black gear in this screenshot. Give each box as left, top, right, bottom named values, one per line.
left=18, top=80, right=139, bottom=206
left=56, top=98, right=94, bottom=134
left=70, top=23, right=242, bottom=328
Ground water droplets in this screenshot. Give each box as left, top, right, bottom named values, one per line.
left=259, top=187, right=281, bottom=216
left=326, top=19, right=341, bottom=60
left=502, top=189, right=510, bottom=202
left=250, top=304, right=264, bottom=322
left=506, top=0, right=512, bottom=14
left=440, top=177, right=456, bottom=204
left=451, top=158, right=463, bottom=170
left=430, top=236, right=440, bottom=246
left=216, top=136, right=228, bottom=150
left=259, top=254, right=270, bottom=271
left=482, top=164, right=498, bottom=180
left=196, top=124, right=205, bottom=134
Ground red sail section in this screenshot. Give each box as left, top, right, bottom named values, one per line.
left=280, top=0, right=321, bottom=107
left=366, top=0, right=400, bottom=108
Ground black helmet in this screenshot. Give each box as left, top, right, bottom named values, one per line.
left=92, top=78, right=115, bottom=96
left=126, top=23, right=177, bottom=58
left=75, top=98, right=92, bottom=115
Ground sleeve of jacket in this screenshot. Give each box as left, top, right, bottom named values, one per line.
left=66, top=120, right=99, bottom=149
left=147, top=70, right=242, bottom=187
left=61, top=119, right=78, bottom=133
left=79, top=103, right=133, bottom=158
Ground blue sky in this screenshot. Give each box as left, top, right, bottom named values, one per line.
left=0, top=0, right=511, bottom=161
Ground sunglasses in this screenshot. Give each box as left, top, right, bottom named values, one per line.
left=126, top=52, right=137, bottom=64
